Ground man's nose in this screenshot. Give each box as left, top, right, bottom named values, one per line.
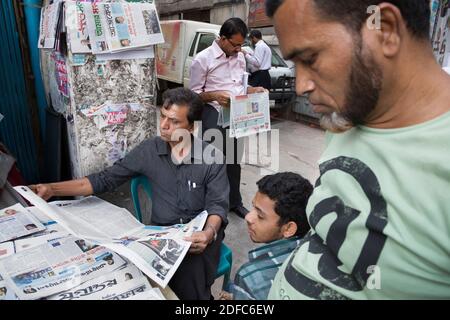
left=160, top=117, right=169, bottom=129
left=295, top=66, right=315, bottom=96
left=245, top=210, right=255, bottom=224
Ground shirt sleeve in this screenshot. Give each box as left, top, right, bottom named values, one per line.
left=204, top=162, right=229, bottom=226
left=189, top=57, right=207, bottom=94
left=246, top=45, right=264, bottom=69
left=87, top=140, right=151, bottom=194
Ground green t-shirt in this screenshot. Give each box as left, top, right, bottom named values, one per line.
left=269, top=111, right=450, bottom=300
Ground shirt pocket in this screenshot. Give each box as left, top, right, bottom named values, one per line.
left=186, top=182, right=206, bottom=212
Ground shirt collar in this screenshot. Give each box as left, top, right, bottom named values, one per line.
left=212, top=40, right=225, bottom=59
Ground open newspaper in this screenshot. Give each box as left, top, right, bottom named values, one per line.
left=230, top=92, right=271, bottom=138
left=13, top=186, right=207, bottom=288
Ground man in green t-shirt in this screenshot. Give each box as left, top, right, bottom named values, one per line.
left=266, top=0, right=450, bottom=299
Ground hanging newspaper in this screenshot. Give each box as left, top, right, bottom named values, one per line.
left=13, top=186, right=208, bottom=288
left=38, top=0, right=63, bottom=49
left=229, top=92, right=271, bottom=138
left=65, top=1, right=92, bottom=53
left=80, top=1, right=164, bottom=54
left=0, top=234, right=127, bottom=300
left=0, top=204, right=46, bottom=243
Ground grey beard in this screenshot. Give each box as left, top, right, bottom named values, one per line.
left=319, top=112, right=353, bottom=133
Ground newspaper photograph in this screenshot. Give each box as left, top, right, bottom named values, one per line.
left=0, top=204, right=46, bottom=243
left=47, top=264, right=145, bottom=300
left=0, top=235, right=126, bottom=300
left=0, top=242, right=15, bottom=260
left=230, top=92, right=271, bottom=138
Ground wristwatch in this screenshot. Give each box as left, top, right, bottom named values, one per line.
left=206, top=225, right=217, bottom=243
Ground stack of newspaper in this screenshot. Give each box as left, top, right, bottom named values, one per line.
left=39, top=0, right=165, bottom=60
left=0, top=186, right=208, bottom=300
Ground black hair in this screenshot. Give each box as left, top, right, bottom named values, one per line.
left=257, top=172, right=313, bottom=237
left=250, top=30, right=263, bottom=39
left=220, top=17, right=248, bottom=39
left=161, top=87, right=204, bottom=125
left=266, top=0, right=431, bottom=39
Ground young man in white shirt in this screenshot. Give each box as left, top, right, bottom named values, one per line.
left=243, top=30, right=273, bottom=90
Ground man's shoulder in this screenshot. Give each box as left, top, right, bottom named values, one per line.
left=133, top=136, right=164, bottom=153
left=193, top=45, right=214, bottom=61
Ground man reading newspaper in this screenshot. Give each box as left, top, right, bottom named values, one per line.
left=29, top=88, right=229, bottom=300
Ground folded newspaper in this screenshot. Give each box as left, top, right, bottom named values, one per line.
left=229, top=92, right=271, bottom=138
left=12, top=186, right=208, bottom=289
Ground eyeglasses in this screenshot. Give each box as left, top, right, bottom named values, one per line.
left=226, top=38, right=243, bottom=49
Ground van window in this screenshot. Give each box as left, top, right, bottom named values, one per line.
left=189, top=33, right=200, bottom=57
left=196, top=33, right=216, bottom=55
left=271, top=47, right=288, bottom=68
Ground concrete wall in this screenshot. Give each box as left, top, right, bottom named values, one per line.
left=210, top=2, right=248, bottom=25
left=157, top=0, right=249, bottom=24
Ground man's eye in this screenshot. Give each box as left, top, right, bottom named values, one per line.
left=299, top=54, right=317, bottom=66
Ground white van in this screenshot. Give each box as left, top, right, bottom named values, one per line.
left=156, top=20, right=295, bottom=104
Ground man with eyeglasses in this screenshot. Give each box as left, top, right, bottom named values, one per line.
left=190, top=17, right=266, bottom=220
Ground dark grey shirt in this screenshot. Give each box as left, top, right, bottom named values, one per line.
left=87, top=137, right=229, bottom=226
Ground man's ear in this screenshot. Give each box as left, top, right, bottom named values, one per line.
left=188, top=122, right=195, bottom=133
left=281, top=221, right=297, bottom=239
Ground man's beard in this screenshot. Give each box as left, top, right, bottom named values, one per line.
left=320, top=42, right=383, bottom=133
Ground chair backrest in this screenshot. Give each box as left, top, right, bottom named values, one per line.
left=130, top=175, right=153, bottom=223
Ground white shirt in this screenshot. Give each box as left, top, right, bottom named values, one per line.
left=245, top=40, right=272, bottom=73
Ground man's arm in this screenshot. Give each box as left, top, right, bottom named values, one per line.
left=186, top=214, right=222, bottom=255
left=30, top=178, right=94, bottom=200
left=31, top=139, right=152, bottom=200
left=244, top=45, right=263, bottom=69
